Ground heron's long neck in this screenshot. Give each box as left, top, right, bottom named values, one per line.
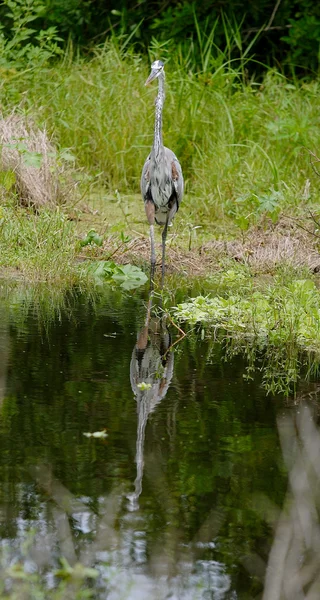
left=152, top=74, right=165, bottom=160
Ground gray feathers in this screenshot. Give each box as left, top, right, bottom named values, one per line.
left=141, top=146, right=183, bottom=225
left=141, top=63, right=183, bottom=226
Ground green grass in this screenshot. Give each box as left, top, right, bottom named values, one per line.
left=1, top=43, right=320, bottom=236
left=0, top=201, right=81, bottom=283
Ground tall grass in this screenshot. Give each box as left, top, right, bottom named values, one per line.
left=0, top=202, right=79, bottom=283
left=1, top=40, right=319, bottom=230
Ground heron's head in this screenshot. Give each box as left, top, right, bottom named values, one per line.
left=145, top=60, right=164, bottom=86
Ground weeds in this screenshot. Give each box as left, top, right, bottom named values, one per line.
left=0, top=201, right=78, bottom=283
left=174, top=269, right=320, bottom=394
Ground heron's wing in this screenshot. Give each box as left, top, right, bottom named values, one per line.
left=164, top=148, right=184, bottom=210
left=140, top=154, right=151, bottom=202
left=171, top=155, right=184, bottom=209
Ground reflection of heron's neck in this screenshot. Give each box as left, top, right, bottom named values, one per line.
left=128, top=395, right=149, bottom=511
left=153, top=74, right=165, bottom=160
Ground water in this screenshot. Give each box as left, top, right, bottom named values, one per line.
left=0, top=287, right=291, bottom=598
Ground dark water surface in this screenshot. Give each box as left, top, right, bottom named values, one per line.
left=0, top=287, right=289, bottom=598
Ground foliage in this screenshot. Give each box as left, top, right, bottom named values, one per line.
left=0, top=0, right=319, bottom=73
left=87, top=260, right=148, bottom=290
left=282, top=11, right=320, bottom=73
left=1, top=44, right=317, bottom=237
left=80, top=228, right=103, bottom=247
left=174, top=270, right=320, bottom=394
left=0, top=201, right=80, bottom=283
left=0, top=0, right=63, bottom=69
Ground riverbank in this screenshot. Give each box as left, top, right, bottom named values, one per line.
left=0, top=44, right=320, bottom=395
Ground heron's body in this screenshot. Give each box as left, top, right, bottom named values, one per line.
left=141, top=60, right=184, bottom=284
left=141, top=146, right=182, bottom=225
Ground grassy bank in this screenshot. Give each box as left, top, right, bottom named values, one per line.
left=2, top=43, right=320, bottom=229
left=0, top=43, right=320, bottom=394
left=0, top=42, right=319, bottom=265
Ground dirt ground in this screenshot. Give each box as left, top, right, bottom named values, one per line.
left=82, top=216, right=320, bottom=277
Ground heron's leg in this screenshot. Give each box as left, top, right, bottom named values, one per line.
left=161, top=216, right=169, bottom=288
left=145, top=201, right=156, bottom=286
left=150, top=224, right=156, bottom=286
left=145, top=288, right=153, bottom=325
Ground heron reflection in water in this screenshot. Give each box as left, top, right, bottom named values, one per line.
left=128, top=293, right=182, bottom=511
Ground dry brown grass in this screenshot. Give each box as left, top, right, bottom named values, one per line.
left=96, top=234, right=214, bottom=277
left=89, top=217, right=320, bottom=277
left=202, top=218, right=320, bottom=273
left=0, top=113, right=73, bottom=207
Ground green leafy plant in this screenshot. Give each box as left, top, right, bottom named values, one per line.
left=80, top=229, right=103, bottom=248
left=88, top=260, right=148, bottom=290
left=0, top=0, right=63, bottom=69
left=0, top=169, right=16, bottom=191
left=174, top=274, right=320, bottom=394
left=5, top=140, right=43, bottom=167
left=111, top=264, right=148, bottom=289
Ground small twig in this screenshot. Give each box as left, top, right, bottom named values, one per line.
left=104, top=242, right=127, bottom=260
left=308, top=210, right=320, bottom=230
left=284, top=216, right=320, bottom=240
left=310, top=156, right=320, bottom=179
left=266, top=0, right=282, bottom=30
left=158, top=313, right=186, bottom=358
left=166, top=313, right=186, bottom=338
left=103, top=237, right=142, bottom=261
left=163, top=334, right=185, bottom=356
left=243, top=24, right=291, bottom=34
left=301, top=147, right=320, bottom=178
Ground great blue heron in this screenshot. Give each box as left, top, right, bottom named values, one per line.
left=141, top=60, right=184, bottom=285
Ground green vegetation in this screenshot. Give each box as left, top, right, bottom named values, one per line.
left=1, top=41, right=320, bottom=262
left=1, top=0, right=320, bottom=73
left=0, top=201, right=79, bottom=282
left=174, top=267, right=320, bottom=394
left=0, top=36, right=319, bottom=395
left=2, top=44, right=320, bottom=232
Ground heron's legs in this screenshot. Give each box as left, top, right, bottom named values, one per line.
left=145, top=201, right=156, bottom=286
left=161, top=217, right=169, bottom=288
left=149, top=224, right=156, bottom=284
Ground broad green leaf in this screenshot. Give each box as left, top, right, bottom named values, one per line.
left=112, top=264, right=148, bottom=289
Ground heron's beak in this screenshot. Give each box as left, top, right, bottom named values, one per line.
left=145, top=69, right=159, bottom=86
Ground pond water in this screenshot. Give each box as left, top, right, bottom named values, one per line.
left=0, top=286, right=300, bottom=598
